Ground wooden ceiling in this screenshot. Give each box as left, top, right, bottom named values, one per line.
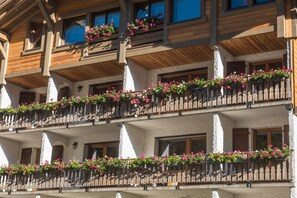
left=128, top=45, right=214, bottom=70
left=219, top=32, right=286, bottom=57
left=6, top=73, right=48, bottom=89
left=51, top=60, right=124, bottom=82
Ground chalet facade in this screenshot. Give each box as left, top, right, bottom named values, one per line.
left=0, top=0, right=296, bottom=197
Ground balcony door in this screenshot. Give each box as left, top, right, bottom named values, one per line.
left=253, top=128, right=287, bottom=150
left=86, top=142, right=119, bottom=159
left=20, top=148, right=32, bottom=164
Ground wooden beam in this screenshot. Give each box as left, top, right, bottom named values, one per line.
left=117, top=0, right=128, bottom=63
left=276, top=0, right=285, bottom=38
left=37, top=0, right=55, bottom=29
left=0, top=2, right=38, bottom=29
left=0, top=0, right=28, bottom=21
left=210, top=0, right=218, bottom=47
left=0, top=31, right=9, bottom=42
left=0, top=42, right=6, bottom=59
left=43, top=29, right=54, bottom=76
left=44, top=0, right=56, bottom=9
left=0, top=41, right=9, bottom=85
left=8, top=10, right=40, bottom=33
left=292, top=0, right=297, bottom=37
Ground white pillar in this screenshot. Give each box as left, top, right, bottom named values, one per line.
left=213, top=45, right=224, bottom=79
left=212, top=189, right=234, bottom=198
left=40, top=132, right=53, bottom=164
left=119, top=124, right=144, bottom=158
left=289, top=110, right=297, bottom=198
left=0, top=83, right=22, bottom=108
left=213, top=114, right=224, bottom=153
left=115, top=192, right=140, bottom=198
left=123, top=60, right=148, bottom=91
left=0, top=138, right=20, bottom=166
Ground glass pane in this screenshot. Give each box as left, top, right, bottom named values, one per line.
left=159, top=139, right=186, bottom=156
left=250, top=64, right=266, bottom=73
left=173, top=0, right=201, bottom=23
left=228, top=0, right=249, bottom=9
left=271, top=130, right=283, bottom=148
left=191, top=138, right=206, bottom=153
left=107, top=11, right=120, bottom=29
left=29, top=22, right=43, bottom=49
left=256, top=131, right=268, bottom=150
left=63, top=16, right=86, bottom=45
left=93, top=14, right=106, bottom=27
left=161, top=75, right=188, bottom=83
left=107, top=146, right=119, bottom=157
left=89, top=147, right=104, bottom=159
left=254, top=0, right=273, bottom=4
left=135, top=3, right=149, bottom=19
left=151, top=1, right=165, bottom=19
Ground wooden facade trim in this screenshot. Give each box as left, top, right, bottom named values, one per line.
left=0, top=31, right=9, bottom=42
left=8, top=10, right=40, bottom=33
left=292, top=0, right=297, bottom=37
left=277, top=0, right=285, bottom=38
left=218, top=25, right=275, bottom=41
left=117, top=0, right=128, bottom=64
left=0, top=43, right=6, bottom=59
left=5, top=68, right=42, bottom=78
left=50, top=53, right=118, bottom=71
left=0, top=41, right=9, bottom=85
left=210, top=0, right=218, bottom=47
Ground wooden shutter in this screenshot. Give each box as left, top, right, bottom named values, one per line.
left=19, top=92, right=36, bottom=105
left=20, top=148, right=32, bottom=164
left=35, top=148, right=41, bottom=165
left=284, top=125, right=289, bottom=146
left=233, top=128, right=249, bottom=151
left=58, top=87, right=69, bottom=100
left=51, top=145, right=64, bottom=161
left=227, top=61, right=246, bottom=75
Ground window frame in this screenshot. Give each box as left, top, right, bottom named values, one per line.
left=158, top=68, right=208, bottom=83
left=92, top=8, right=121, bottom=30
left=22, top=20, right=46, bottom=56
left=222, top=0, right=275, bottom=13
left=89, top=81, right=123, bottom=95
left=85, top=141, right=120, bottom=159
left=170, top=0, right=205, bottom=24
left=133, top=0, right=165, bottom=20
left=249, top=59, right=283, bottom=74
left=156, top=134, right=207, bottom=156
left=253, top=127, right=284, bottom=150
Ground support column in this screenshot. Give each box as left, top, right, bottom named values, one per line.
left=46, top=73, right=73, bottom=103
left=115, top=192, right=140, bottom=198
left=0, top=138, right=20, bottom=166
left=212, top=113, right=234, bottom=153
left=0, top=82, right=22, bottom=108
left=40, top=131, right=68, bottom=164
left=212, top=45, right=234, bottom=79
left=289, top=110, right=297, bottom=198
left=119, top=124, right=144, bottom=158
left=212, top=189, right=234, bottom=198
left=123, top=60, right=148, bottom=91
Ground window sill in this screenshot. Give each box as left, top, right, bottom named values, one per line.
left=166, top=17, right=208, bottom=30
left=220, top=1, right=276, bottom=17
left=53, top=43, right=85, bottom=53
left=21, top=48, right=44, bottom=56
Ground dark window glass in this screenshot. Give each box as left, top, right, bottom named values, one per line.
left=135, top=0, right=164, bottom=20
left=28, top=22, right=43, bottom=49
left=270, top=129, right=282, bottom=149
left=87, top=142, right=119, bottom=159
left=172, top=0, right=201, bottom=23
left=63, top=16, right=86, bottom=45
left=249, top=60, right=283, bottom=74
left=21, top=148, right=32, bottom=165
left=228, top=0, right=249, bottom=9
left=254, top=128, right=283, bottom=150
left=93, top=10, right=120, bottom=29
left=254, top=0, right=273, bottom=4
left=158, top=135, right=206, bottom=156
left=255, top=130, right=268, bottom=150
left=90, top=81, right=123, bottom=95
left=160, top=68, right=208, bottom=83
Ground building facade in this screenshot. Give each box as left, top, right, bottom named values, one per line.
left=0, top=0, right=296, bottom=197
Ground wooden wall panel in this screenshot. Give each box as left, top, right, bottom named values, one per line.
left=6, top=23, right=43, bottom=74
left=168, top=0, right=211, bottom=43
left=56, top=0, right=118, bottom=15
left=51, top=50, right=82, bottom=67
left=218, top=1, right=277, bottom=36
left=293, top=39, right=297, bottom=110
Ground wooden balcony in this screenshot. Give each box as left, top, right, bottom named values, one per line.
left=0, top=157, right=291, bottom=193
left=0, top=78, right=291, bottom=132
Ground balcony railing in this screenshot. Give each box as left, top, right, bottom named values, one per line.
left=0, top=157, right=291, bottom=193
left=0, top=78, right=291, bottom=132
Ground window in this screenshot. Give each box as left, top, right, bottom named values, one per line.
left=253, top=128, right=284, bottom=150
left=134, top=0, right=165, bottom=20
left=158, top=135, right=206, bottom=156
left=226, top=61, right=246, bottom=75
left=20, top=148, right=32, bottom=165
left=159, top=68, right=208, bottom=83
left=58, top=87, right=69, bottom=101
left=27, top=22, right=43, bottom=50
left=19, top=92, right=36, bottom=105
left=89, top=81, right=123, bottom=95
left=172, top=0, right=201, bottom=23
left=86, top=142, right=119, bottom=159
left=227, top=0, right=274, bottom=10
left=249, top=59, right=283, bottom=74
left=228, top=0, right=249, bottom=9
left=63, top=15, right=86, bottom=45
left=92, top=9, right=121, bottom=29
left=51, top=145, right=64, bottom=162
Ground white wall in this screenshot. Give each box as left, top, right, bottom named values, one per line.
left=0, top=138, right=20, bottom=165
